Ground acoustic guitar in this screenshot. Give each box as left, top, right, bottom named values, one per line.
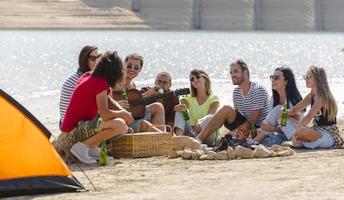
left=112, top=88, right=190, bottom=119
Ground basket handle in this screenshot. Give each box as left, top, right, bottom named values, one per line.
left=149, top=124, right=173, bottom=135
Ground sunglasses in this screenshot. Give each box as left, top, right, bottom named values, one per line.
left=303, top=74, right=313, bottom=80
left=127, top=63, right=140, bottom=71
left=156, top=79, right=170, bottom=86
left=269, top=75, right=281, bottom=81
left=89, top=55, right=101, bottom=61
left=190, top=75, right=202, bottom=82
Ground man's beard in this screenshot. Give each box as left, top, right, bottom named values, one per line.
left=232, top=77, right=243, bottom=85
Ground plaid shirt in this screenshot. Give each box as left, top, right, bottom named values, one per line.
left=140, top=86, right=179, bottom=124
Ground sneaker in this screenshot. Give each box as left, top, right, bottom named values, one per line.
left=71, top=142, right=97, bottom=164
left=89, top=145, right=100, bottom=159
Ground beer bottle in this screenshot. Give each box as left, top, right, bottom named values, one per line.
left=280, top=104, right=288, bottom=126
left=251, top=123, right=257, bottom=139
left=122, top=89, right=130, bottom=111
left=180, top=98, right=190, bottom=121
left=99, top=140, right=107, bottom=166
left=215, top=129, right=221, bottom=146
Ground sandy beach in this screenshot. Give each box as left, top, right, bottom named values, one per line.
left=33, top=148, right=344, bottom=200
left=1, top=1, right=344, bottom=198
left=14, top=94, right=344, bottom=200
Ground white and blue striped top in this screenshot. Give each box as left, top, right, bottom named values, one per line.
left=233, top=82, right=270, bottom=127
left=59, top=71, right=82, bottom=121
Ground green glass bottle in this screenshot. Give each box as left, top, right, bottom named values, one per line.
left=99, top=140, right=107, bottom=166
left=181, top=111, right=190, bottom=121
left=215, top=129, right=220, bottom=146
left=180, top=98, right=189, bottom=121
left=122, top=89, right=130, bottom=111
left=280, top=104, right=288, bottom=126
left=251, top=123, right=257, bottom=138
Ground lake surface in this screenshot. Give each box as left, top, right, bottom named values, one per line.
left=1, top=30, right=344, bottom=116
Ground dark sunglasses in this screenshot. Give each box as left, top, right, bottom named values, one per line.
left=156, top=79, right=170, bottom=85
left=190, top=75, right=201, bottom=82
left=269, top=75, right=281, bottom=81
left=127, top=63, right=140, bottom=71
left=89, top=55, right=101, bottom=61
left=303, top=74, right=313, bottom=80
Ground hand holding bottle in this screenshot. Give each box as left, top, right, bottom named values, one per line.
left=280, top=104, right=288, bottom=126
left=179, top=98, right=189, bottom=121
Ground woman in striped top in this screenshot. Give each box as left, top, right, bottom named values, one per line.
left=59, top=45, right=101, bottom=127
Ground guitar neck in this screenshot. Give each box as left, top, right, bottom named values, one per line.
left=141, top=91, right=174, bottom=105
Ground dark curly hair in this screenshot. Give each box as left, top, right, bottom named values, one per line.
left=92, top=51, right=123, bottom=87
left=78, top=45, right=98, bottom=74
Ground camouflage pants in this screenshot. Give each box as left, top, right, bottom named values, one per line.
left=55, top=117, right=103, bottom=163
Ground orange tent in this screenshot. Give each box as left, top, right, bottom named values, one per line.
left=0, top=89, right=83, bottom=197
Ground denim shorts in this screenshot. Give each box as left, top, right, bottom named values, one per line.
left=129, top=109, right=151, bottom=133
left=260, top=132, right=287, bottom=147
left=302, top=127, right=335, bottom=149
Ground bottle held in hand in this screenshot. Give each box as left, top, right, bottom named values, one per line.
left=122, top=89, right=130, bottom=111
left=180, top=98, right=190, bottom=121
left=280, top=104, right=288, bottom=127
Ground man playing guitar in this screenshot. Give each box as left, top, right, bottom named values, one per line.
left=140, top=72, right=179, bottom=128
left=114, top=53, right=165, bottom=131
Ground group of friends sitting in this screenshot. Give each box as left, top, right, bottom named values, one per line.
left=57, top=45, right=344, bottom=164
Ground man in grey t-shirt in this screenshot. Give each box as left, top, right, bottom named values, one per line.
left=197, top=59, right=269, bottom=142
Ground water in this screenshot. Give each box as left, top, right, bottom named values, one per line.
left=1, top=30, right=344, bottom=117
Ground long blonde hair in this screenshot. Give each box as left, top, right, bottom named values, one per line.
left=309, top=66, right=337, bottom=121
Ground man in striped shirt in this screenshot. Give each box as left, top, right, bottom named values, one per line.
left=231, top=59, right=269, bottom=129
left=197, top=59, right=269, bottom=142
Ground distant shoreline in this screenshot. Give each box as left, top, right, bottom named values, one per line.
left=2, top=0, right=344, bottom=31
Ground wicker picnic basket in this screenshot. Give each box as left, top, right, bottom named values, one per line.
left=108, top=126, right=173, bottom=158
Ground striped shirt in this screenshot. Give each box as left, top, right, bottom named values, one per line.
left=233, top=82, right=270, bottom=127
left=59, top=71, right=82, bottom=121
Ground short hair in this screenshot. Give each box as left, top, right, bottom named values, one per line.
left=125, top=53, right=144, bottom=68
left=230, top=59, right=249, bottom=78
left=78, top=45, right=98, bottom=74
left=156, top=72, right=172, bottom=83
left=92, top=51, right=124, bottom=87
